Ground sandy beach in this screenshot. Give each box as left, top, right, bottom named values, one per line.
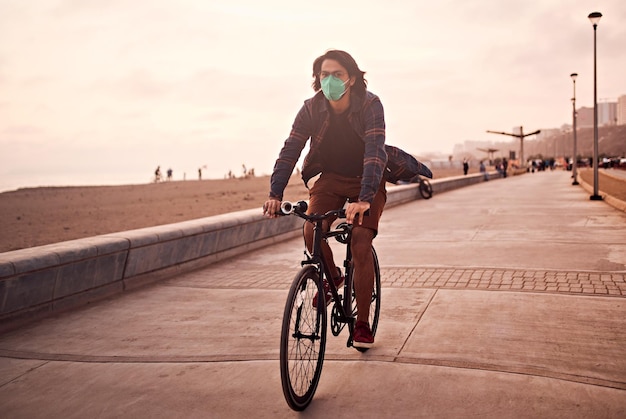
left=3, top=167, right=621, bottom=253
left=0, top=175, right=310, bottom=253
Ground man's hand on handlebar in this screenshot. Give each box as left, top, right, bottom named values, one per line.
left=345, top=201, right=370, bottom=225
left=263, top=198, right=282, bottom=218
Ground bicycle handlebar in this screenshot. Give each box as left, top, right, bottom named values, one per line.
left=279, top=200, right=346, bottom=221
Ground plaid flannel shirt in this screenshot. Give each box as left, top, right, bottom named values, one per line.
left=269, top=90, right=387, bottom=204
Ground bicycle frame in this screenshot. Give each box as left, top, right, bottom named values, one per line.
left=310, top=219, right=354, bottom=326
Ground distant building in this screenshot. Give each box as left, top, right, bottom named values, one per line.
left=575, top=102, right=618, bottom=127
left=453, top=139, right=513, bottom=164
left=576, top=107, right=594, bottom=128
left=617, top=95, right=626, bottom=125
left=598, top=100, right=617, bottom=126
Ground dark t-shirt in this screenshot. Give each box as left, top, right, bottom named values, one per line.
left=319, top=111, right=364, bottom=177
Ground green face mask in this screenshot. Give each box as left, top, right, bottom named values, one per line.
left=321, top=75, right=349, bottom=101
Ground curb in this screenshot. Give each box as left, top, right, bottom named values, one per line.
left=576, top=172, right=626, bottom=213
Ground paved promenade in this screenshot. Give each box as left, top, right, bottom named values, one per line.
left=1, top=170, right=625, bottom=418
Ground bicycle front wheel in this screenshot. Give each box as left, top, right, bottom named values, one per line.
left=280, top=266, right=327, bottom=411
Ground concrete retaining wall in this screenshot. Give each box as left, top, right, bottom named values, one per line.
left=0, top=172, right=495, bottom=328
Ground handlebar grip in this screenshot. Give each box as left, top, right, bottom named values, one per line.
left=280, top=200, right=308, bottom=215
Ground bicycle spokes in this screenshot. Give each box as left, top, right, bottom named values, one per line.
left=280, top=268, right=327, bottom=410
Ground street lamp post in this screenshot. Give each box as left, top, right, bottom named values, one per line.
left=588, top=11, right=602, bottom=200
left=571, top=73, right=579, bottom=185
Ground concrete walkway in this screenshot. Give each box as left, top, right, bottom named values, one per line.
left=1, top=170, right=625, bottom=418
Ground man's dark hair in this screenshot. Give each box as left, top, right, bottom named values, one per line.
left=312, top=50, right=367, bottom=95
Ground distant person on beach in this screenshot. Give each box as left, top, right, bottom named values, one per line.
left=198, top=168, right=202, bottom=180
left=463, top=158, right=469, bottom=175
left=154, top=166, right=162, bottom=183
left=167, top=168, right=173, bottom=181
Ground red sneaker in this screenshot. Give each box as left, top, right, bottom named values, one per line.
left=353, top=320, right=374, bottom=349
left=312, top=270, right=344, bottom=308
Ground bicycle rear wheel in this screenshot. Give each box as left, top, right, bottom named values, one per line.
left=351, top=246, right=381, bottom=351
left=280, top=266, right=327, bottom=411
left=419, top=178, right=433, bottom=199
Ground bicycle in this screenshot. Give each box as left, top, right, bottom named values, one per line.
left=278, top=200, right=381, bottom=411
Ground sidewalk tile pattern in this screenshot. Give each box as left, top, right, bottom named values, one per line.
left=177, top=266, right=626, bottom=297
left=381, top=267, right=626, bottom=297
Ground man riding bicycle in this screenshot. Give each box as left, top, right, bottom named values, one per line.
left=263, top=49, right=387, bottom=349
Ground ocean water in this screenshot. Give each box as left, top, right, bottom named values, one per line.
left=0, top=147, right=291, bottom=193
left=0, top=167, right=237, bottom=193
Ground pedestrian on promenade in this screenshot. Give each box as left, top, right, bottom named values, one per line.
left=480, top=160, right=488, bottom=181
left=463, top=158, right=469, bottom=176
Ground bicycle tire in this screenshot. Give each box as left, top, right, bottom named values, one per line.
left=351, top=246, right=382, bottom=352
left=419, top=179, right=433, bottom=199
left=280, top=266, right=327, bottom=411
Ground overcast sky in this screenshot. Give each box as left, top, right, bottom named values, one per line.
left=1, top=0, right=625, bottom=190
